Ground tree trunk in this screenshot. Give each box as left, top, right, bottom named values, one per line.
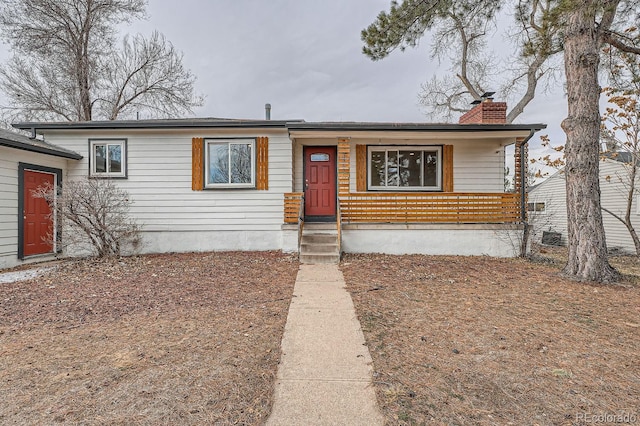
left=560, top=2, right=619, bottom=282
left=624, top=163, right=640, bottom=255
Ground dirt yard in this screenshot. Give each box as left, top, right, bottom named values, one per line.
left=343, top=249, right=640, bottom=426
left=0, top=251, right=299, bottom=425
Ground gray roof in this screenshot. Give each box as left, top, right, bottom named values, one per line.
left=12, top=117, right=546, bottom=133
left=287, top=121, right=546, bottom=132
left=0, top=128, right=82, bottom=160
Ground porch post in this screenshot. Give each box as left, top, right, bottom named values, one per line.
left=337, top=138, right=351, bottom=195
left=514, top=136, right=528, bottom=222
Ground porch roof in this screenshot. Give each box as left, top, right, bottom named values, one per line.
left=286, top=122, right=546, bottom=132
left=287, top=121, right=545, bottom=141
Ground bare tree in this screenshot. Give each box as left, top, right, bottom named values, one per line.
left=34, top=178, right=141, bottom=257
left=362, top=0, right=561, bottom=123
left=0, top=0, right=202, bottom=122
left=97, top=31, right=203, bottom=120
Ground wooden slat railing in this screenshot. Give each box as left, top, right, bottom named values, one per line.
left=340, top=192, right=520, bottom=224
left=284, top=192, right=304, bottom=224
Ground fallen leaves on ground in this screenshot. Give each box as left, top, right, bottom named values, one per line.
left=342, top=250, right=640, bottom=426
left=0, top=251, right=299, bottom=425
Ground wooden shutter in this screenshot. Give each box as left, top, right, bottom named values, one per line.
left=443, top=144, right=454, bottom=192
left=256, top=136, right=269, bottom=190
left=192, top=137, right=204, bottom=191
left=355, top=145, right=367, bottom=192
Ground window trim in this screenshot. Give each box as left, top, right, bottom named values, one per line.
left=88, top=138, right=128, bottom=178
left=527, top=201, right=546, bottom=213
left=204, top=138, right=257, bottom=189
left=367, top=145, right=442, bottom=191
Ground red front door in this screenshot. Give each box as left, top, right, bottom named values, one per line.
left=23, top=170, right=54, bottom=257
left=304, top=146, right=337, bottom=217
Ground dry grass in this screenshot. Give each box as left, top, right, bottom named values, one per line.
left=0, top=251, right=299, bottom=425
left=342, top=248, right=640, bottom=425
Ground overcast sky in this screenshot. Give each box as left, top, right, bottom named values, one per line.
left=0, top=0, right=567, bottom=173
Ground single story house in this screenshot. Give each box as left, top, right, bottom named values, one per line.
left=5, top=100, right=545, bottom=267
left=529, top=153, right=640, bottom=253
left=0, top=128, right=82, bottom=269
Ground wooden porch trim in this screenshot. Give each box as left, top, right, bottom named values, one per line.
left=284, top=192, right=304, bottom=223
left=337, top=138, right=350, bottom=195
left=339, top=192, right=520, bottom=224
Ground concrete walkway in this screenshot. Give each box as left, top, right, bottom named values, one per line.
left=266, top=264, right=384, bottom=426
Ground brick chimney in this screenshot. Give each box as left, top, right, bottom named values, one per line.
left=459, top=99, right=507, bottom=124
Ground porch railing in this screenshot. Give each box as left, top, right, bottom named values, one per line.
left=284, top=192, right=304, bottom=224
left=339, top=192, right=520, bottom=224
left=284, top=192, right=305, bottom=256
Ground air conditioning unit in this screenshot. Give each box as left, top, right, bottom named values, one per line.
left=542, top=231, right=562, bottom=246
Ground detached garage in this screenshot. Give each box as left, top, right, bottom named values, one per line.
left=0, top=129, right=81, bottom=269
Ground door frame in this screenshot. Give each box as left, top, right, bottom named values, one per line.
left=302, top=145, right=338, bottom=221
left=18, top=163, right=63, bottom=259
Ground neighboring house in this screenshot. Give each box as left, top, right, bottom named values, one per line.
left=529, top=155, right=640, bottom=253
left=0, top=128, right=82, bottom=269
left=7, top=100, right=545, bottom=264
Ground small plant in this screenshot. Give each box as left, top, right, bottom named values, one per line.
left=35, top=178, right=141, bottom=257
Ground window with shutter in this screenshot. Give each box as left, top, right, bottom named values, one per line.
left=367, top=146, right=443, bottom=191
left=192, top=136, right=268, bottom=190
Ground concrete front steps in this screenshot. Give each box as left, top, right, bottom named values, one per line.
left=300, top=223, right=341, bottom=264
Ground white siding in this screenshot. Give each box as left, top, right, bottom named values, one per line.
left=599, top=160, right=640, bottom=252
left=529, top=159, right=640, bottom=253
left=43, top=128, right=293, bottom=253
left=529, top=170, right=568, bottom=246
left=0, top=146, right=68, bottom=269
left=293, top=137, right=506, bottom=193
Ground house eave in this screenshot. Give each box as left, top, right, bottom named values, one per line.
left=286, top=122, right=546, bottom=132
left=287, top=122, right=546, bottom=140
left=12, top=118, right=301, bottom=132
left=0, top=136, right=83, bottom=160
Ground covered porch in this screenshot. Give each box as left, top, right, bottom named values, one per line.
left=280, top=110, right=545, bottom=257
left=283, top=131, right=530, bottom=226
